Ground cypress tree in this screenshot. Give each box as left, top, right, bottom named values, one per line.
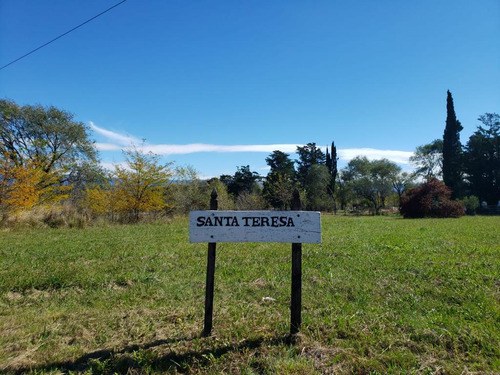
left=325, top=141, right=338, bottom=197
left=330, top=141, right=338, bottom=192
left=442, top=90, right=463, bottom=198
left=325, top=147, right=331, bottom=175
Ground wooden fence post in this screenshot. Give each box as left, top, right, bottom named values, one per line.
left=203, top=189, right=218, bottom=337
left=290, top=189, right=302, bottom=335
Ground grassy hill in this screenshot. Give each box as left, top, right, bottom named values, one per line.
left=1, top=215, right=499, bottom=374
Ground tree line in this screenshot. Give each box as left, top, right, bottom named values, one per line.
left=1, top=95, right=498, bottom=225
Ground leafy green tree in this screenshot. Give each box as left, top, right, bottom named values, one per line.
left=0, top=99, right=97, bottom=177
left=67, top=160, right=108, bottom=206
left=263, top=150, right=296, bottom=209
left=464, top=113, right=500, bottom=204
left=264, top=173, right=295, bottom=210
left=295, top=143, right=330, bottom=210
left=342, top=157, right=401, bottom=214
left=220, top=165, right=261, bottom=198
left=304, top=164, right=333, bottom=211
left=265, top=150, right=296, bottom=177
left=335, top=172, right=354, bottom=211
left=296, top=143, right=325, bottom=185
left=170, top=165, right=206, bottom=214
left=410, top=139, right=443, bottom=180
left=205, top=178, right=234, bottom=210
left=442, top=90, right=464, bottom=198
left=392, top=171, right=415, bottom=207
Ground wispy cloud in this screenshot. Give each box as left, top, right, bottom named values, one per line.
left=90, top=121, right=141, bottom=146
left=91, top=123, right=414, bottom=165
left=145, top=143, right=300, bottom=155
left=338, top=148, right=414, bottom=165
left=95, top=143, right=122, bottom=151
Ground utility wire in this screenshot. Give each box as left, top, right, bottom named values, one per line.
left=0, top=0, right=127, bottom=71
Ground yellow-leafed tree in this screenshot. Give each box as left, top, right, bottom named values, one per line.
left=0, top=159, right=43, bottom=210
left=85, top=184, right=112, bottom=214
left=0, top=156, right=70, bottom=212
left=113, top=147, right=172, bottom=221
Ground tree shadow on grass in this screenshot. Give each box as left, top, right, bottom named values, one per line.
left=6, top=333, right=298, bottom=374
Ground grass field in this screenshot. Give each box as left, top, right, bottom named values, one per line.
left=1, top=215, right=499, bottom=374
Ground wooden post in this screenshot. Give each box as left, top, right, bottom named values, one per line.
left=203, top=189, right=218, bottom=337
left=290, top=189, right=302, bottom=335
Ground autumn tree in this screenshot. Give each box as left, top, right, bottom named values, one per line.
left=0, top=159, right=43, bottom=211
left=1, top=157, right=70, bottom=214
left=85, top=182, right=117, bottom=217
left=112, top=147, right=172, bottom=221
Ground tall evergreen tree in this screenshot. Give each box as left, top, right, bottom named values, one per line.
left=325, top=147, right=331, bottom=175
left=442, top=90, right=464, bottom=198
left=325, top=141, right=338, bottom=197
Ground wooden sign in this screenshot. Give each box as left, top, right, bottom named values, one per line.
left=196, top=189, right=316, bottom=337
left=189, top=211, right=321, bottom=243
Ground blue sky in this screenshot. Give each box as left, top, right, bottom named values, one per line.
left=1, top=0, right=499, bottom=178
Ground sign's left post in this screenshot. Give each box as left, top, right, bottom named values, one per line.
left=202, top=189, right=218, bottom=337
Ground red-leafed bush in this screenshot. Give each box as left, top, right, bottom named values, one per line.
left=400, top=179, right=465, bottom=218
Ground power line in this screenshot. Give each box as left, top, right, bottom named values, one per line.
left=0, top=0, right=127, bottom=71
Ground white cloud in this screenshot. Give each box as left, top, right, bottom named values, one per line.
left=95, top=142, right=122, bottom=151
left=91, top=123, right=414, bottom=165
left=144, top=143, right=300, bottom=155
left=89, top=121, right=141, bottom=146
left=338, top=148, right=414, bottom=165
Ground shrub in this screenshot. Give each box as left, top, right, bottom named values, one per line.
left=400, top=179, right=465, bottom=218
left=461, top=195, right=480, bottom=215
left=234, top=191, right=267, bottom=210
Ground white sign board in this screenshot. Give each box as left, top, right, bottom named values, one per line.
left=189, top=211, right=321, bottom=243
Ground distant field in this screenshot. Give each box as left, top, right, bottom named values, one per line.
left=1, top=215, right=499, bottom=374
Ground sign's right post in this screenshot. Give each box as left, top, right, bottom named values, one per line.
left=290, top=189, right=302, bottom=335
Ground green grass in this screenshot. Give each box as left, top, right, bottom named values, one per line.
left=1, top=215, right=499, bottom=374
